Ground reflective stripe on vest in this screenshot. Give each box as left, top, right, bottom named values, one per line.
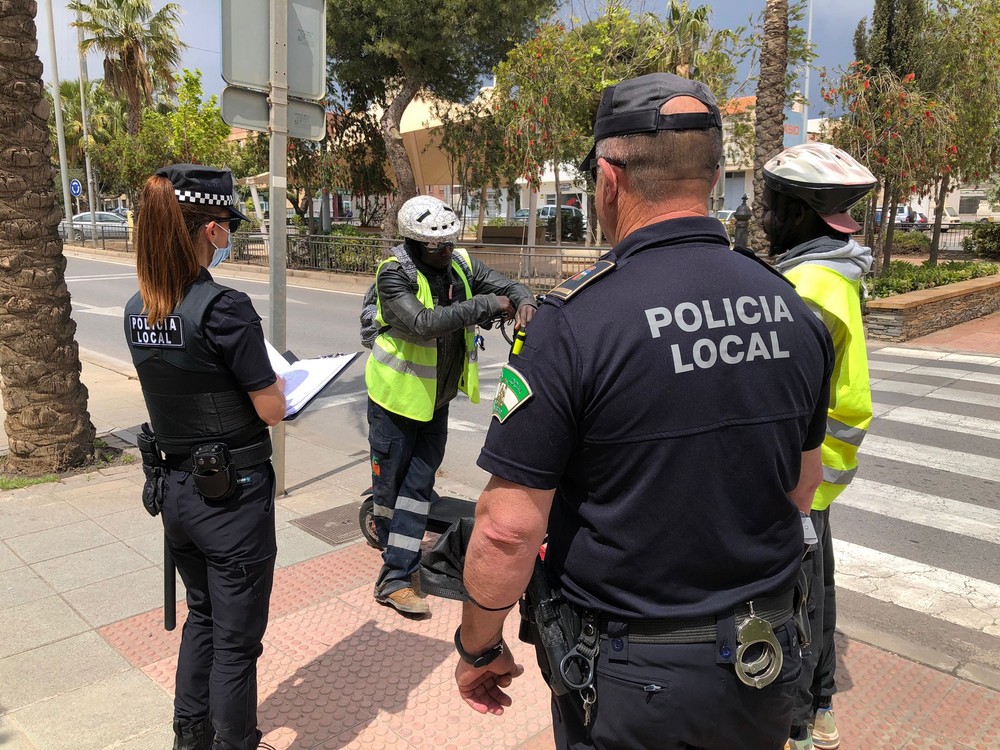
left=365, top=248, right=480, bottom=421
left=784, top=263, right=872, bottom=510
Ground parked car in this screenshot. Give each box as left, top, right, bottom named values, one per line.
left=900, top=211, right=930, bottom=232
left=511, top=205, right=588, bottom=232
left=976, top=200, right=1000, bottom=223
left=874, top=205, right=909, bottom=229
left=59, top=211, right=129, bottom=241
left=941, top=206, right=960, bottom=231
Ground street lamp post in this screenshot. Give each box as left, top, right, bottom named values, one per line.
left=802, top=0, right=815, bottom=144
left=76, top=10, right=99, bottom=241
left=43, top=0, right=75, bottom=242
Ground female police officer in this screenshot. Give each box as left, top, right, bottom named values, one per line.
left=124, top=164, right=286, bottom=750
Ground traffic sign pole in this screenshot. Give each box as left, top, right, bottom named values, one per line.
left=269, top=0, right=289, bottom=496
left=77, top=11, right=99, bottom=242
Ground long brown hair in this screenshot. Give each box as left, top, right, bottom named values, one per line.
left=135, top=175, right=229, bottom=326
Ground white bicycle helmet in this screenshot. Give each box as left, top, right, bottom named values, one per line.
left=397, top=195, right=460, bottom=243
left=763, top=143, right=877, bottom=231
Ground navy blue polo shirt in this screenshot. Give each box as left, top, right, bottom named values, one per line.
left=478, top=217, right=833, bottom=620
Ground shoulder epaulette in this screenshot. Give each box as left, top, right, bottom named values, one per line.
left=545, top=259, right=616, bottom=303
left=732, top=245, right=795, bottom=288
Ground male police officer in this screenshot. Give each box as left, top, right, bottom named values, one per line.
left=452, top=73, right=835, bottom=749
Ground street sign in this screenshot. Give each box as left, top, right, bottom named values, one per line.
left=69, top=178, right=82, bottom=197
left=220, top=0, right=326, bottom=101
left=221, top=87, right=327, bottom=141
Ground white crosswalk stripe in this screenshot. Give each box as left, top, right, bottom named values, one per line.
left=829, top=349, right=1000, bottom=655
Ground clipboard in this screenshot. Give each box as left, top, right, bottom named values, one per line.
left=265, top=340, right=362, bottom=421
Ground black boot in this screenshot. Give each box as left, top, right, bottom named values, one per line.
left=172, top=718, right=213, bottom=750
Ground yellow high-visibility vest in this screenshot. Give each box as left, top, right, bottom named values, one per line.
left=784, top=263, right=872, bottom=510
left=365, top=248, right=480, bottom=421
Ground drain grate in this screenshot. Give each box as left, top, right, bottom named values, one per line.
left=290, top=504, right=363, bottom=547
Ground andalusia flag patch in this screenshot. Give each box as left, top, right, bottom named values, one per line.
left=492, top=365, right=533, bottom=422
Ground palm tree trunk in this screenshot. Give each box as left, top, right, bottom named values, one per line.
left=379, top=79, right=421, bottom=239
left=0, top=0, right=95, bottom=474
left=751, top=0, right=789, bottom=255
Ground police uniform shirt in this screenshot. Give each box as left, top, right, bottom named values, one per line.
left=478, top=217, right=834, bottom=621
left=126, top=268, right=276, bottom=449
left=199, top=271, right=276, bottom=394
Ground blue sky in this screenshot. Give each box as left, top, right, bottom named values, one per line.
left=36, top=0, right=874, bottom=118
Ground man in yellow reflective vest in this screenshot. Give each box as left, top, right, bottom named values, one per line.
left=763, top=143, right=878, bottom=750
left=366, top=195, right=536, bottom=616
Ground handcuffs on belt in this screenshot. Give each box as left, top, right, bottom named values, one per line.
left=734, top=600, right=784, bottom=688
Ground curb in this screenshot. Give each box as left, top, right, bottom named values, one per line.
left=837, top=616, right=1000, bottom=692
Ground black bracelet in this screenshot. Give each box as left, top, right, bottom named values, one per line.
left=467, top=591, right=519, bottom=612
left=454, top=626, right=505, bottom=668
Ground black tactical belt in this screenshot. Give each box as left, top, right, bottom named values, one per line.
left=164, top=436, right=272, bottom=472
left=598, top=590, right=794, bottom=644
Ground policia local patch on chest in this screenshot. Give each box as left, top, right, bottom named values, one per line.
left=129, top=314, right=185, bottom=348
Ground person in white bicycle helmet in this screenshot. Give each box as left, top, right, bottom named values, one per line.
left=363, top=195, right=536, bottom=616
left=763, top=142, right=877, bottom=750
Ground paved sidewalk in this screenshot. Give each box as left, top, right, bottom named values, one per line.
left=1, top=312, right=999, bottom=748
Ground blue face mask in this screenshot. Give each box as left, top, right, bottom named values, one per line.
left=209, top=224, right=231, bottom=268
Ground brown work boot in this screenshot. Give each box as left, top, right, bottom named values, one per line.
left=377, top=586, right=430, bottom=616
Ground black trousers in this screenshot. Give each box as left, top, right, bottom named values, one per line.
left=550, top=620, right=801, bottom=750
left=367, top=398, right=449, bottom=596
left=161, top=462, right=277, bottom=750
left=791, top=506, right=837, bottom=730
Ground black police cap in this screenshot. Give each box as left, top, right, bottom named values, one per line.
left=155, top=163, right=249, bottom=222
left=580, top=73, right=723, bottom=175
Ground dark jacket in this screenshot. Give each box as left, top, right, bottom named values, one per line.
left=377, top=242, right=535, bottom=408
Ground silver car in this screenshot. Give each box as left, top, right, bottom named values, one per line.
left=59, top=211, right=129, bottom=241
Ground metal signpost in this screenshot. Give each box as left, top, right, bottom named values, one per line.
left=70, top=178, right=82, bottom=215
left=220, top=0, right=326, bottom=495
left=77, top=9, right=99, bottom=242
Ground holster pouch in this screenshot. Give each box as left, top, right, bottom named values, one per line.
left=190, top=442, right=237, bottom=501
left=520, top=556, right=585, bottom=696
left=137, top=423, right=166, bottom=517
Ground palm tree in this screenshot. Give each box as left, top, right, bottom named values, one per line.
left=48, top=79, right=127, bottom=167
left=69, top=0, right=185, bottom=135
left=0, top=0, right=95, bottom=474
left=751, top=0, right=789, bottom=253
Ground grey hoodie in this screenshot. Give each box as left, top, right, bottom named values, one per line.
left=773, top=236, right=873, bottom=282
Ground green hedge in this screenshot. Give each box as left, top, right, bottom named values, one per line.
left=890, top=231, right=931, bottom=255
left=961, top=223, right=1000, bottom=260
left=869, top=260, right=999, bottom=298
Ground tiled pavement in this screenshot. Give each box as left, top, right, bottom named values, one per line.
left=2, top=314, right=1000, bottom=749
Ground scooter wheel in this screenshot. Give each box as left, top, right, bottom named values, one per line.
left=359, top=499, right=382, bottom=550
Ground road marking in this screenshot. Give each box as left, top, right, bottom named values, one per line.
left=860, top=434, right=1000, bottom=482
left=449, top=418, right=488, bottom=432
left=72, top=302, right=126, bottom=317
left=874, top=347, right=948, bottom=361
left=919, top=386, right=1000, bottom=409
left=841, top=479, right=1000, bottom=544
left=310, top=390, right=368, bottom=410
left=833, top=540, right=1000, bottom=636
left=868, top=359, right=922, bottom=373
left=245, top=293, right=306, bottom=305
left=876, top=347, right=1000, bottom=367
left=877, top=405, right=1000, bottom=440
left=871, top=380, right=939, bottom=397
left=66, top=273, right=136, bottom=282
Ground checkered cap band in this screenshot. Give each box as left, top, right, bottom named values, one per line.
left=174, top=190, right=234, bottom=207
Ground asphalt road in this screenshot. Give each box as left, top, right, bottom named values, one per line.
left=64, top=254, right=513, bottom=493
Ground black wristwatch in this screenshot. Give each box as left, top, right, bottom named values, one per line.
left=454, top=626, right=504, bottom=668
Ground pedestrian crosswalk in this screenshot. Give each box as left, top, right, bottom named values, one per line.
left=834, top=346, right=1000, bottom=666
